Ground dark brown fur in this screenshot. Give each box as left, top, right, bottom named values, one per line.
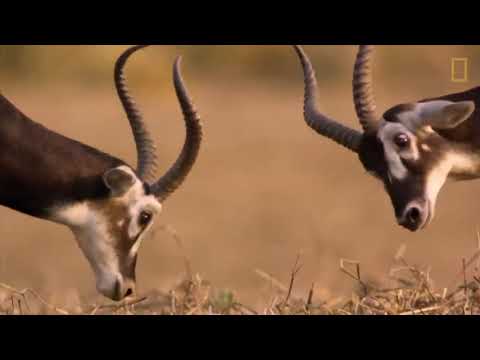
left=0, top=94, right=127, bottom=219
left=421, top=86, right=480, bottom=146
left=383, top=103, right=416, bottom=123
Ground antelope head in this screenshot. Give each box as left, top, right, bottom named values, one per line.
left=293, top=45, right=477, bottom=232
left=56, top=45, right=203, bottom=301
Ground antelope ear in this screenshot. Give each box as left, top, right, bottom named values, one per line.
left=420, top=101, right=475, bottom=129
left=103, top=167, right=136, bottom=197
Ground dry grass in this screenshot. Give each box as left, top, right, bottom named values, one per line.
left=2, top=229, right=480, bottom=316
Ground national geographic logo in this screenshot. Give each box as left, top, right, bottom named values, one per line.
left=451, top=58, right=469, bottom=83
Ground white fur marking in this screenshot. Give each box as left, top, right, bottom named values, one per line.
left=51, top=202, right=91, bottom=227
left=450, top=151, right=479, bottom=176
left=424, top=156, right=452, bottom=220
left=53, top=202, right=121, bottom=297
left=421, top=144, right=431, bottom=152
left=112, top=168, right=162, bottom=257
left=378, top=122, right=420, bottom=180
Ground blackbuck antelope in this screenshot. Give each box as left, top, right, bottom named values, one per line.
left=0, top=45, right=203, bottom=301
left=294, top=45, right=480, bottom=232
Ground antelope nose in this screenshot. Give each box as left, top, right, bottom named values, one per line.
left=399, top=203, right=426, bottom=232
left=406, top=207, right=421, bottom=225
left=114, top=279, right=136, bottom=301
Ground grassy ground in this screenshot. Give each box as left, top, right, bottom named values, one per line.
left=1, top=232, right=479, bottom=315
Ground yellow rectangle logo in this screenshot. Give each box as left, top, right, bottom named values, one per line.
left=451, top=58, right=469, bottom=83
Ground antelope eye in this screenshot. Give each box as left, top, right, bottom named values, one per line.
left=394, top=133, right=410, bottom=148
left=138, top=211, right=153, bottom=228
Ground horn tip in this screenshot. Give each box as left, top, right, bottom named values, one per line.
left=293, top=45, right=304, bottom=56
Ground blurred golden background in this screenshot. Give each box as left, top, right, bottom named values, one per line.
left=1, top=45, right=480, bottom=310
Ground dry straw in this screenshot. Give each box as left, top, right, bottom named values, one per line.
left=1, top=229, right=480, bottom=315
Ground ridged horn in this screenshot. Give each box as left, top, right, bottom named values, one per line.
left=293, top=45, right=362, bottom=153
left=115, top=45, right=158, bottom=183
left=150, top=57, right=203, bottom=202
left=353, top=45, right=379, bottom=134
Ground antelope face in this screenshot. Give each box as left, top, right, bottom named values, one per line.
left=359, top=101, right=475, bottom=231
left=59, top=166, right=162, bottom=301
left=294, top=45, right=477, bottom=232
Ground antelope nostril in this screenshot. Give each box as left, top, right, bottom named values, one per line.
left=125, top=288, right=134, bottom=297
left=407, top=207, right=421, bottom=224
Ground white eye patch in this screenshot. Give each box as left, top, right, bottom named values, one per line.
left=378, top=122, right=420, bottom=181
left=106, top=171, right=162, bottom=246
left=127, top=195, right=162, bottom=256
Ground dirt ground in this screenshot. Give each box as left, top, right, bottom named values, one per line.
left=1, top=46, right=480, bottom=312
